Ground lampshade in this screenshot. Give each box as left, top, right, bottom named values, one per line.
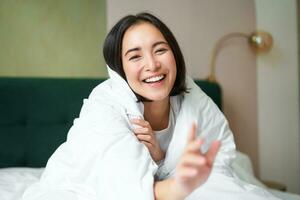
left=248, top=31, right=273, bottom=53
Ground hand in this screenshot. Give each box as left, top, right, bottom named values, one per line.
left=131, top=118, right=165, bottom=162
left=173, top=123, right=221, bottom=198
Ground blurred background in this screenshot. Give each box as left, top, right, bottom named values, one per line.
left=0, top=0, right=299, bottom=194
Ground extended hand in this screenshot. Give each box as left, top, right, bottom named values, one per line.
left=173, top=123, right=221, bottom=198
left=131, top=118, right=165, bottom=162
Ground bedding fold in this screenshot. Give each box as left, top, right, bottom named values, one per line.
left=22, top=68, right=280, bottom=200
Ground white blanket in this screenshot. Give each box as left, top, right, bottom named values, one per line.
left=23, top=68, right=280, bottom=200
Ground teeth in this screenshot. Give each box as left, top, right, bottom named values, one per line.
left=144, top=75, right=164, bottom=83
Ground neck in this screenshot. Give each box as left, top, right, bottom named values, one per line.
left=143, top=98, right=170, bottom=131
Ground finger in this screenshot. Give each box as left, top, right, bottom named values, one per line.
left=180, top=154, right=206, bottom=167
left=186, top=138, right=204, bottom=153
left=131, top=118, right=150, bottom=128
left=187, top=123, right=197, bottom=143
left=136, top=134, right=153, bottom=143
left=177, top=167, right=198, bottom=179
left=141, top=141, right=153, bottom=149
left=133, top=127, right=150, bottom=135
left=205, top=140, right=221, bottom=166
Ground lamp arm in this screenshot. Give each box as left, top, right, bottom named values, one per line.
left=208, top=32, right=249, bottom=82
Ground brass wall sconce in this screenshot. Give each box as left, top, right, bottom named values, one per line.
left=207, top=31, right=273, bottom=82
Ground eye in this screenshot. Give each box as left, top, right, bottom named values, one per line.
left=129, top=55, right=141, bottom=61
left=155, top=48, right=167, bottom=55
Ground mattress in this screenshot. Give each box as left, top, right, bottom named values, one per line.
left=1, top=152, right=299, bottom=200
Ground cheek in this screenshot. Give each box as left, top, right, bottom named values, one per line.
left=123, top=63, right=142, bottom=83
left=166, top=55, right=177, bottom=76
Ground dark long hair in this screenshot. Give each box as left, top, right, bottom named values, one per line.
left=103, top=12, right=188, bottom=101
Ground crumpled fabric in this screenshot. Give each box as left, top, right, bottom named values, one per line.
left=22, top=67, right=280, bottom=200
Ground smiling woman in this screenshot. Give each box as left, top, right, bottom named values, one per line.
left=22, top=13, right=280, bottom=200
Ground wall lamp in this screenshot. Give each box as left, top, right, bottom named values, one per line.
left=207, top=31, right=273, bottom=82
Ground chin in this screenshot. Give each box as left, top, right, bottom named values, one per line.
left=144, top=93, right=170, bottom=102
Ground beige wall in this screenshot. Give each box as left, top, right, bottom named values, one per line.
left=255, top=0, right=300, bottom=193
left=107, top=0, right=259, bottom=174
left=0, top=0, right=107, bottom=78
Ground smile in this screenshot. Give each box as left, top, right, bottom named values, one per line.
left=143, top=75, right=166, bottom=83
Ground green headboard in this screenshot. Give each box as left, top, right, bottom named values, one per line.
left=0, top=78, right=222, bottom=168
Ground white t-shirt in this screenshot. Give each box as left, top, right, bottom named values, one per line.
left=154, top=105, right=176, bottom=180
left=154, top=105, right=175, bottom=153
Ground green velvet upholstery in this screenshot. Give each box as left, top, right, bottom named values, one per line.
left=0, top=77, right=222, bottom=168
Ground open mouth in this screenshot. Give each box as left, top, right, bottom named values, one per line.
left=142, top=74, right=166, bottom=83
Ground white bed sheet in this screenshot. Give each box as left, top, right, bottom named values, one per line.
left=0, top=168, right=43, bottom=200
left=0, top=152, right=299, bottom=200
left=231, top=151, right=300, bottom=200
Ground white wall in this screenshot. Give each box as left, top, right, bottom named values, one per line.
left=255, top=0, right=300, bottom=193
left=106, top=0, right=259, bottom=174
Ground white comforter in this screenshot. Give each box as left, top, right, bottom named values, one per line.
left=3, top=153, right=300, bottom=200
left=22, top=68, right=280, bottom=200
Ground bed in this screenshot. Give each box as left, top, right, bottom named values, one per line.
left=0, top=77, right=299, bottom=200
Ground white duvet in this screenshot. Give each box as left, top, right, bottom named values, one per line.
left=21, top=68, right=282, bottom=200
left=2, top=153, right=300, bottom=200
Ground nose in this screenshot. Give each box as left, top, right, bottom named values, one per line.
left=144, top=55, right=160, bottom=71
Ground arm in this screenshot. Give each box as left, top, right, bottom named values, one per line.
left=130, top=118, right=165, bottom=162
left=130, top=114, right=221, bottom=199
left=154, top=123, right=221, bottom=200
left=154, top=178, right=186, bottom=200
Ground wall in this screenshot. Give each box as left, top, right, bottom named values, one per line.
left=107, top=0, right=259, bottom=174
left=255, top=0, right=300, bottom=193
left=0, top=0, right=107, bottom=77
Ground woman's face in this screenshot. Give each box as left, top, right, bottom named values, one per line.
left=121, top=22, right=177, bottom=102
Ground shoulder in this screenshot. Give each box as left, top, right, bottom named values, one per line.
left=180, top=77, right=216, bottom=114
left=74, top=79, right=128, bottom=127
left=88, top=79, right=113, bottom=99
left=82, top=79, right=125, bottom=113
left=180, top=77, right=227, bottom=132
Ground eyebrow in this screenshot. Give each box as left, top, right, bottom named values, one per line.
left=153, top=41, right=168, bottom=48
left=124, top=47, right=141, bottom=56
left=124, top=41, right=168, bottom=56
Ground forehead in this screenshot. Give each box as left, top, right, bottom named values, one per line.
left=122, top=22, right=167, bottom=49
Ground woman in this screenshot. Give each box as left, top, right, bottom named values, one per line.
left=23, top=13, right=279, bottom=200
